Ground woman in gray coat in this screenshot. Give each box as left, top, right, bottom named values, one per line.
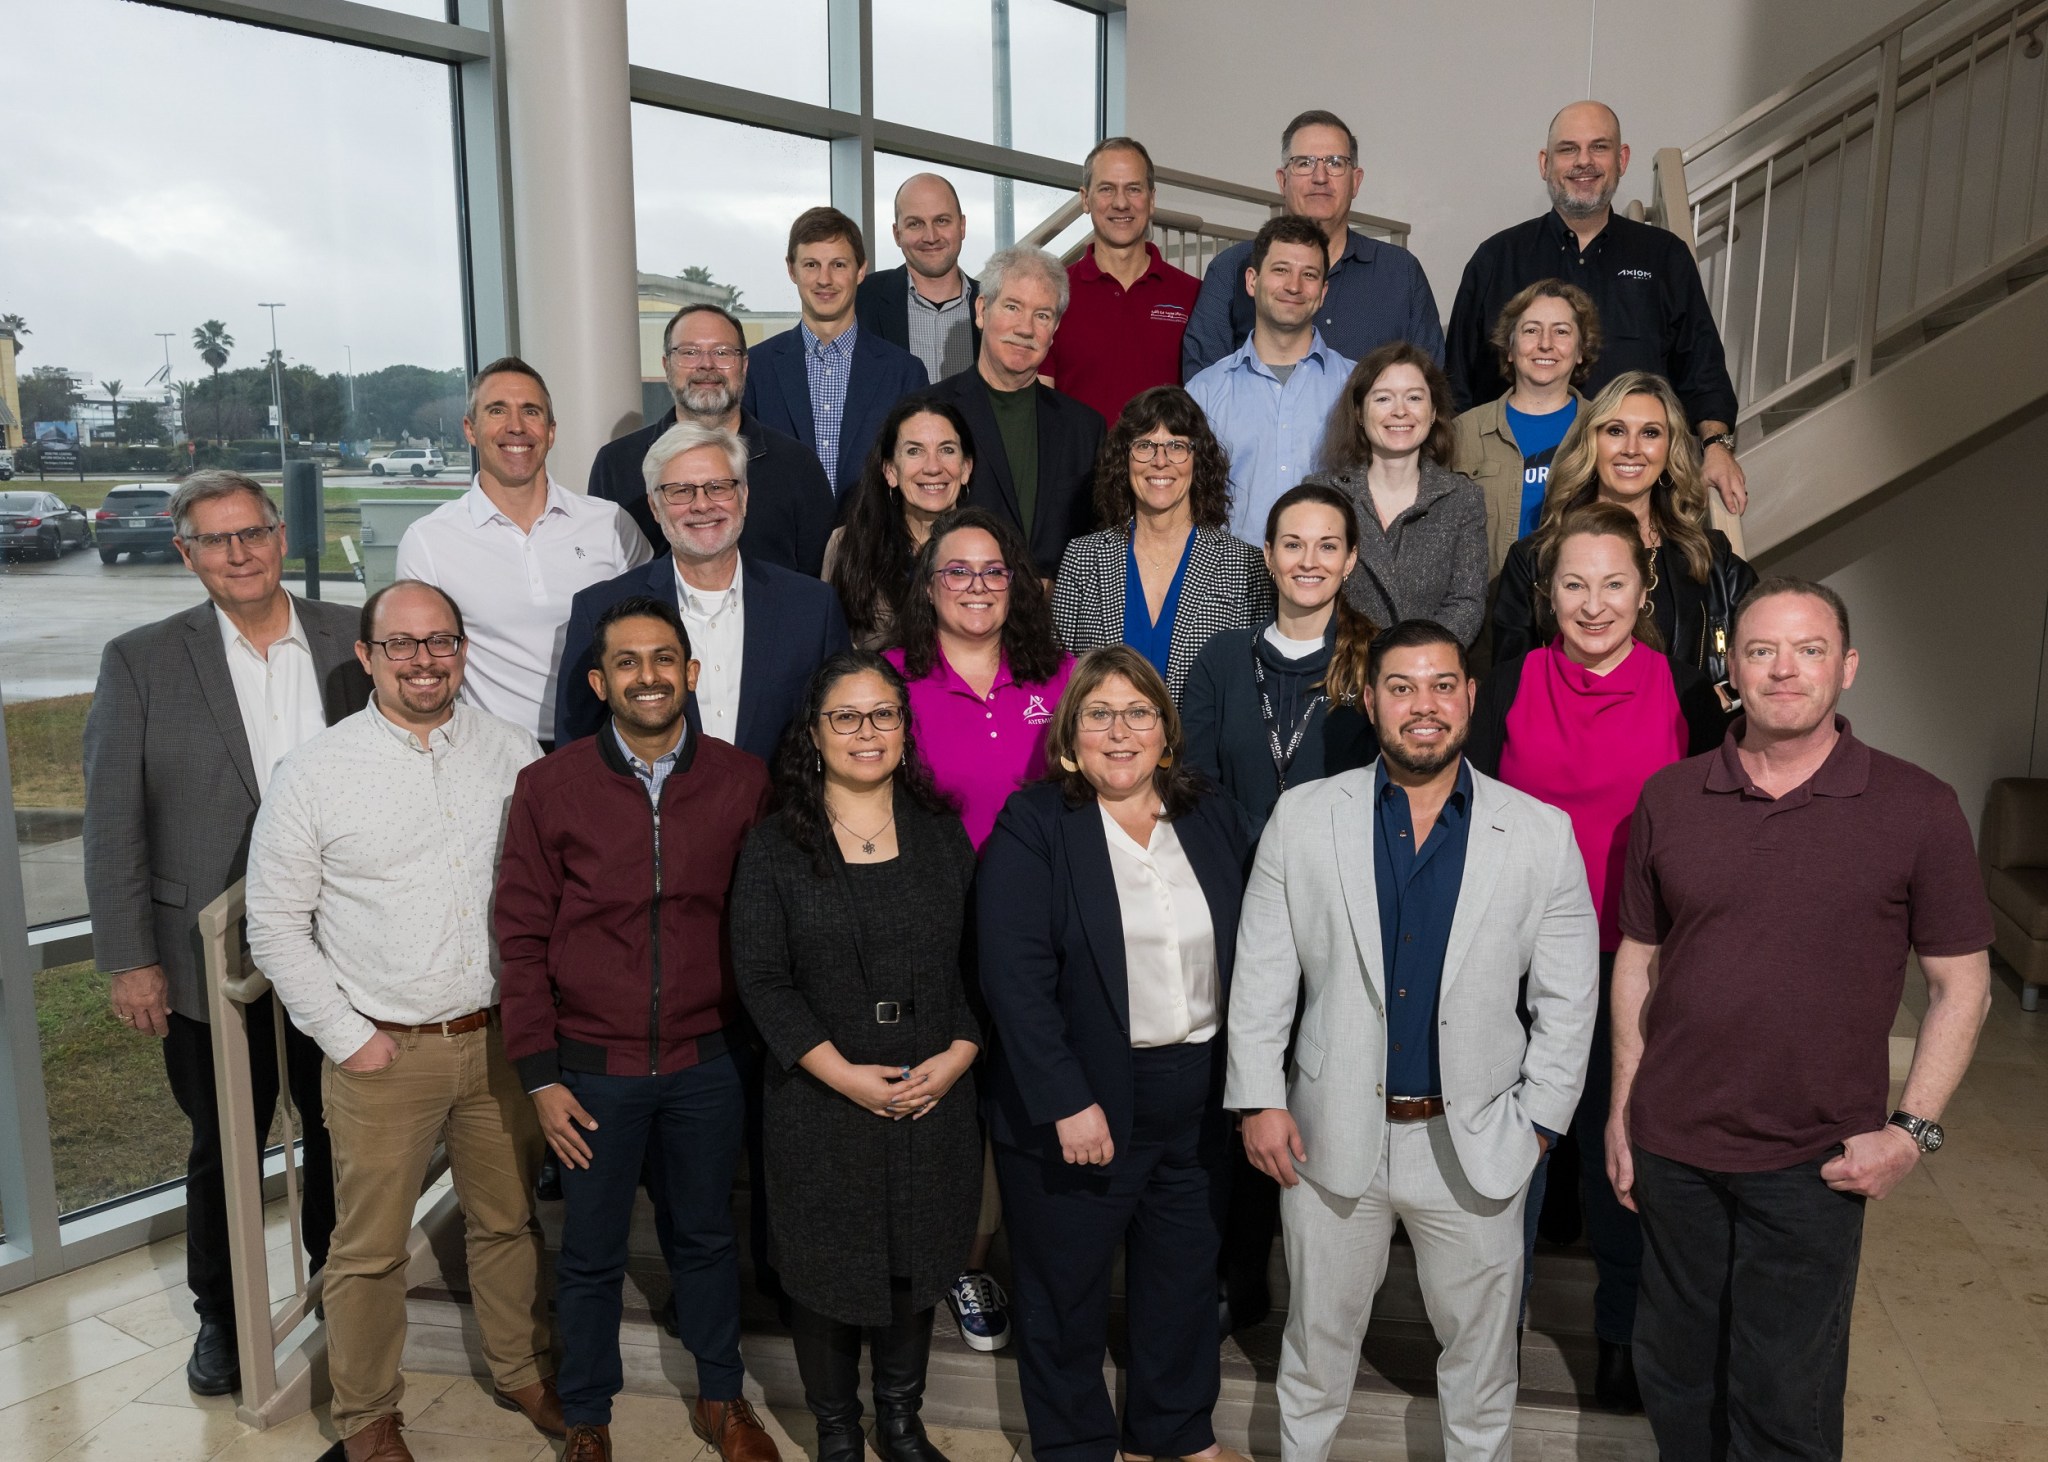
left=732, top=650, right=983, bottom=1462
left=1309, top=340, right=1490, bottom=648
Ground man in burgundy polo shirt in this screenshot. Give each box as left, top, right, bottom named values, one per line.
left=1606, top=578, right=1993, bottom=1462
left=1040, top=136, right=1198, bottom=429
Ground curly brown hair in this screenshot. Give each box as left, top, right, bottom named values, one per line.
left=1320, top=341, right=1457, bottom=472
left=1489, top=279, right=1602, bottom=387
left=1092, top=386, right=1234, bottom=535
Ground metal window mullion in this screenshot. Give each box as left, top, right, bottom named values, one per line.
left=827, top=0, right=875, bottom=248
left=0, top=690, right=64, bottom=1288
left=454, top=0, right=516, bottom=365
left=136, top=0, right=489, bottom=62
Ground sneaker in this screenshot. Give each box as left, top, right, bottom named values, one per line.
left=945, top=1270, right=1010, bottom=1352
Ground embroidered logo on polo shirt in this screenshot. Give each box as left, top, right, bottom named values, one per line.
left=1617, top=268, right=1654, bottom=281
left=1149, top=305, right=1189, bottom=324
left=1024, top=695, right=1052, bottom=724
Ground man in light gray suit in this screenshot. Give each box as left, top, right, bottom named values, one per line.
left=1225, top=619, right=1597, bottom=1462
left=82, top=470, right=371, bottom=1397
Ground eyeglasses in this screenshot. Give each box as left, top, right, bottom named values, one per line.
left=1077, top=704, right=1162, bottom=733
left=1283, top=153, right=1354, bottom=175
left=369, top=633, right=464, bottom=661
left=1129, top=438, right=1192, bottom=464
left=665, top=344, right=745, bottom=365
left=181, top=524, right=282, bottom=554
left=657, top=478, right=741, bottom=504
left=821, top=705, right=905, bottom=735
left=933, top=564, right=1013, bottom=591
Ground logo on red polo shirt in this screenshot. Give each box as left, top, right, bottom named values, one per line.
left=1024, top=695, right=1053, bottom=724
left=1149, top=305, right=1189, bottom=324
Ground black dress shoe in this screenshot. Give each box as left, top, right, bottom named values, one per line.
left=1595, top=1338, right=1643, bottom=1412
left=187, top=1319, right=240, bottom=1396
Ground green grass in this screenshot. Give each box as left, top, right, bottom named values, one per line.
left=5, top=694, right=89, bottom=808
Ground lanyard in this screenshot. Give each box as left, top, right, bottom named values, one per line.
left=1252, top=638, right=1327, bottom=790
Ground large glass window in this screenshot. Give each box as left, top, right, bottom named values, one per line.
left=627, top=0, right=830, bottom=107
left=874, top=0, right=1100, bottom=162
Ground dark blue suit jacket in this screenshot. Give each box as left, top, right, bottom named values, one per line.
left=554, top=554, right=851, bottom=762
left=741, top=324, right=930, bottom=499
left=976, top=779, right=1252, bottom=1176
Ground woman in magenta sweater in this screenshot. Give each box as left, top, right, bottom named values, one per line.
left=1467, top=500, right=1727, bottom=1412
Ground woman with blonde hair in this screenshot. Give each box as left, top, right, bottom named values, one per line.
left=1490, top=371, right=1755, bottom=690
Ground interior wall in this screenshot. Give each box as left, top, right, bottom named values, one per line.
left=1125, top=0, right=1926, bottom=309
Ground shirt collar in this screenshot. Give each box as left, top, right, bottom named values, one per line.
left=465, top=476, right=571, bottom=528
left=1331, top=227, right=1373, bottom=268
left=215, top=599, right=308, bottom=658
left=1226, top=328, right=1341, bottom=381
left=936, top=644, right=1016, bottom=698
left=1705, top=714, right=1870, bottom=798
left=1540, top=207, right=1613, bottom=253
left=675, top=555, right=745, bottom=616
left=610, top=717, right=690, bottom=776
left=367, top=695, right=465, bottom=752
left=799, top=320, right=859, bottom=359
left=1372, top=756, right=1474, bottom=818
left=1075, top=240, right=1165, bottom=285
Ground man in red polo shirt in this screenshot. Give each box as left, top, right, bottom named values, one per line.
left=1607, top=578, right=1993, bottom=1462
left=1040, top=136, right=1198, bottom=429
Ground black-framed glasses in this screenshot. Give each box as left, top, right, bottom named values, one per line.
left=181, top=524, right=283, bottom=554
left=369, top=633, right=464, bottom=661
left=933, top=564, right=1013, bottom=591
left=821, top=705, right=905, bottom=735
left=1130, top=438, right=1192, bottom=464
left=1283, top=153, right=1354, bottom=175
left=664, top=344, right=745, bottom=365
left=1077, top=704, right=1162, bottom=733
left=657, top=478, right=741, bottom=505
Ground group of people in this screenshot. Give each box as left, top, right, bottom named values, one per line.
left=79, top=97, right=1995, bottom=1462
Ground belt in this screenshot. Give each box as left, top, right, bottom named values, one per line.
left=371, top=1007, right=494, bottom=1037
left=873, top=1000, right=915, bottom=1024
left=1386, top=1094, right=1445, bottom=1122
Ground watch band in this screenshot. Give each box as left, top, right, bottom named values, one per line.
left=1887, top=1109, right=1944, bottom=1152
left=1700, top=430, right=1738, bottom=452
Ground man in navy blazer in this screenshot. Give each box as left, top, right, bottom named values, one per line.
left=855, top=172, right=982, bottom=380
left=925, top=245, right=1106, bottom=579
left=743, top=206, right=929, bottom=502
left=556, top=420, right=849, bottom=760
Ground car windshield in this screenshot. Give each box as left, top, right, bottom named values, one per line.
left=0, top=493, right=44, bottom=512
left=104, top=491, right=171, bottom=509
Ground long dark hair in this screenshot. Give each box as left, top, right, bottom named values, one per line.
left=893, top=506, right=1066, bottom=683
left=769, top=650, right=958, bottom=878
left=1320, top=340, right=1457, bottom=472
left=1262, top=482, right=1378, bottom=705
left=1091, top=385, right=1234, bottom=534
left=1043, top=646, right=1207, bottom=820
left=829, top=398, right=977, bottom=645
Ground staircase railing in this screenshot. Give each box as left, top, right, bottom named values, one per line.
left=1671, top=0, right=2048, bottom=439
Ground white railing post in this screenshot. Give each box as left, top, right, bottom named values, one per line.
left=1855, top=33, right=1906, bottom=383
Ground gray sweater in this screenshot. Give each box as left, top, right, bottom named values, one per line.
left=1312, top=458, right=1490, bottom=647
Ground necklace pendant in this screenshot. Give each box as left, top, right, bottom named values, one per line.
left=861, top=839, right=876, bottom=854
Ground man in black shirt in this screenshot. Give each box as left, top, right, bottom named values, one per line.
left=1447, top=102, right=1748, bottom=515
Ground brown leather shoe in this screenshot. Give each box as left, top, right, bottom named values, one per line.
left=692, top=1395, right=782, bottom=1462
left=341, top=1413, right=414, bottom=1462
left=492, top=1376, right=567, bottom=1439
left=564, top=1422, right=613, bottom=1461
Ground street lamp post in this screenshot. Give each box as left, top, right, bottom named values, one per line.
left=345, top=345, right=356, bottom=453
left=258, top=301, right=287, bottom=474
left=153, top=332, right=177, bottom=442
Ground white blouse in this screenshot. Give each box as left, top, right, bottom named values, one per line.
left=1099, top=805, right=1220, bottom=1048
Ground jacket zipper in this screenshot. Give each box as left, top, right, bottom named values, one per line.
left=648, top=790, right=663, bottom=1076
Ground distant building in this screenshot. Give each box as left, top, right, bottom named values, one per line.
left=636, top=270, right=797, bottom=421
left=72, top=382, right=183, bottom=444
left=0, top=334, right=22, bottom=450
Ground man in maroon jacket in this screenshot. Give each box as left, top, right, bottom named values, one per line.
left=496, top=594, right=777, bottom=1462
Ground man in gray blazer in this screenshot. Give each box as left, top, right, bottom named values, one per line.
left=1225, top=619, right=1597, bottom=1462
left=82, top=470, right=371, bottom=1397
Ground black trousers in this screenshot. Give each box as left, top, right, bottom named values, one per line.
left=1632, top=1146, right=1866, bottom=1462
left=162, top=999, right=334, bottom=1326
left=995, top=1040, right=1229, bottom=1462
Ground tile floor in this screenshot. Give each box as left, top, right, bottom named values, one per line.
left=1, top=962, right=2041, bottom=1460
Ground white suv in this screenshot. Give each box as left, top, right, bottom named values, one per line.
left=368, top=447, right=446, bottom=477
left=0, top=448, right=14, bottom=480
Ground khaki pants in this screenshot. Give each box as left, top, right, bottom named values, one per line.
left=320, top=1021, right=549, bottom=1439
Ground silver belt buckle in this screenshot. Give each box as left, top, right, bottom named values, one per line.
left=874, top=1001, right=902, bottom=1024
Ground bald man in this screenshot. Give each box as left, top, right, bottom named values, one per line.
left=856, top=171, right=982, bottom=379
left=1446, top=101, right=1746, bottom=515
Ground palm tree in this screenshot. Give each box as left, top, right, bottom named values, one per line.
left=192, top=320, right=233, bottom=444
left=103, top=379, right=123, bottom=444
left=0, top=313, right=27, bottom=357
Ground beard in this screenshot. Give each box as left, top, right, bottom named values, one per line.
left=1377, top=718, right=1469, bottom=778
left=675, top=378, right=737, bottom=419
left=1547, top=173, right=1617, bottom=220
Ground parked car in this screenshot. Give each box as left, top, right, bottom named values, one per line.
left=0, top=448, right=15, bottom=480
left=0, top=490, right=92, bottom=560
left=367, top=447, right=445, bottom=477
left=94, top=484, right=178, bottom=562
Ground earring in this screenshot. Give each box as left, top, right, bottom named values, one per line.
left=1058, top=754, right=1081, bottom=773
left=1157, top=752, right=1174, bottom=768
left=815, top=749, right=823, bottom=773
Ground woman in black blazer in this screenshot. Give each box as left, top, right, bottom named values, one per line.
left=978, top=645, right=1253, bottom=1462
left=1052, top=386, right=1274, bottom=704
left=731, top=650, right=982, bottom=1462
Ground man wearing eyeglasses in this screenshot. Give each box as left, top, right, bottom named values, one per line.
left=396, top=357, right=652, bottom=751
left=589, top=304, right=837, bottom=576
left=82, top=470, right=369, bottom=1399
left=247, top=578, right=560, bottom=1461
left=1181, top=110, right=1443, bottom=380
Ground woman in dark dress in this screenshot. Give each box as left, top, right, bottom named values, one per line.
left=731, top=650, right=983, bottom=1462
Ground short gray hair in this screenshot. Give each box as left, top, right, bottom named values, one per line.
left=978, top=246, right=1070, bottom=319
left=641, top=421, right=749, bottom=498
left=169, top=470, right=281, bottom=539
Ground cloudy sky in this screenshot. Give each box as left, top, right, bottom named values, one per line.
left=2, top=0, right=1098, bottom=396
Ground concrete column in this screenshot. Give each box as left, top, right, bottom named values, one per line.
left=499, top=0, right=642, bottom=492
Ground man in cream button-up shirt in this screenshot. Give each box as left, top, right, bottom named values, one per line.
left=247, top=579, right=562, bottom=1459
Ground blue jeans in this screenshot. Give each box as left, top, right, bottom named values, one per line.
left=554, top=1054, right=748, bottom=1425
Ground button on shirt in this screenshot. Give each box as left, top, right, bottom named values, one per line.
left=395, top=478, right=652, bottom=742
left=907, top=288, right=975, bottom=382
left=1100, top=807, right=1220, bottom=1048
left=801, top=321, right=859, bottom=484
left=677, top=559, right=745, bottom=744
left=1187, top=331, right=1355, bottom=544
left=245, top=699, right=542, bottom=1065
left=216, top=603, right=327, bottom=793
left=1041, top=242, right=1199, bottom=427
left=1375, top=758, right=1473, bottom=1096
left=885, top=645, right=1074, bottom=849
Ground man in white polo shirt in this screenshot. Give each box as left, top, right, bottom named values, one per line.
left=397, top=357, right=652, bottom=749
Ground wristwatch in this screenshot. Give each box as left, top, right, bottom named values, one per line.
left=1700, top=430, right=1738, bottom=453
left=1887, top=1109, right=1945, bottom=1152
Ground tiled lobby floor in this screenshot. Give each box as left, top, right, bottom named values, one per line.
left=1, top=961, right=2042, bottom=1461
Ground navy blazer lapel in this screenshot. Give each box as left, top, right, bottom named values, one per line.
left=646, top=555, right=680, bottom=605
left=775, top=339, right=818, bottom=450
left=840, top=334, right=890, bottom=484
left=735, top=557, right=773, bottom=754
left=1177, top=800, right=1242, bottom=999
left=1061, top=800, right=1132, bottom=1035
left=184, top=606, right=260, bottom=804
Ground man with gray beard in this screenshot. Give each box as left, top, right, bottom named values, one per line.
left=590, top=303, right=837, bottom=576
left=1444, top=100, right=1747, bottom=515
